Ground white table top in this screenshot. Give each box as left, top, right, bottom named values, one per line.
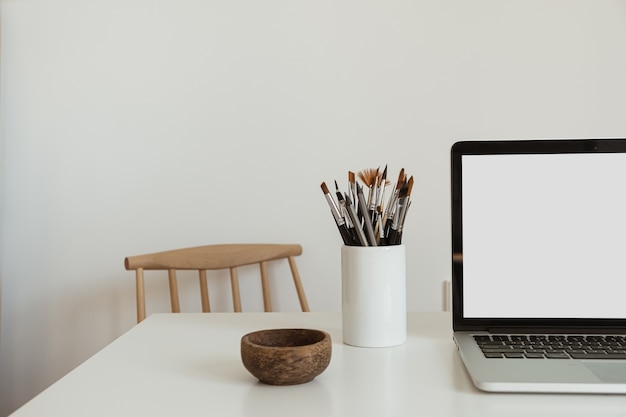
left=10, top=312, right=626, bottom=416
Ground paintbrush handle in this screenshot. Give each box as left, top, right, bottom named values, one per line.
left=337, top=223, right=354, bottom=246
left=357, top=188, right=377, bottom=247
left=388, top=197, right=409, bottom=245
left=345, top=195, right=368, bottom=246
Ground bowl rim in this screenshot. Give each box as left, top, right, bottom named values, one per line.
left=241, top=328, right=330, bottom=349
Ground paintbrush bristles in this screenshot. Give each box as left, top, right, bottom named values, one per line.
left=406, top=176, right=414, bottom=196
left=357, top=168, right=379, bottom=187
left=395, top=168, right=406, bottom=189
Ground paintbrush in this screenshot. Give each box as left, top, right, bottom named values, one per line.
left=344, top=194, right=368, bottom=246
left=348, top=171, right=357, bottom=213
left=335, top=180, right=350, bottom=225
left=387, top=176, right=413, bottom=245
left=357, top=183, right=377, bottom=246
left=321, top=182, right=353, bottom=245
left=357, top=167, right=379, bottom=223
left=335, top=180, right=357, bottom=244
left=382, top=168, right=405, bottom=241
left=394, top=176, right=414, bottom=244
left=395, top=200, right=412, bottom=245
left=375, top=166, right=387, bottom=214
left=374, top=165, right=388, bottom=243
left=349, top=170, right=362, bottom=223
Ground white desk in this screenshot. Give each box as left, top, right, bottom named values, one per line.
left=10, top=312, right=626, bottom=416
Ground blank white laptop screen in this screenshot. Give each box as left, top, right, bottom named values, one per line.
left=462, top=152, right=626, bottom=319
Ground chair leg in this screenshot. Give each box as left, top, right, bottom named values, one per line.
left=260, top=261, right=272, bottom=312
left=288, top=256, right=310, bottom=312
left=136, top=268, right=146, bottom=323
left=168, top=269, right=181, bottom=313
left=230, top=267, right=242, bottom=312
left=199, top=270, right=210, bottom=312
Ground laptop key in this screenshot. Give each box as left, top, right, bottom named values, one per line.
left=478, top=341, right=506, bottom=346
left=481, top=348, right=524, bottom=354
left=545, top=352, right=570, bottom=359
left=483, top=352, right=504, bottom=358
left=524, top=352, right=545, bottom=359
left=569, top=352, right=626, bottom=359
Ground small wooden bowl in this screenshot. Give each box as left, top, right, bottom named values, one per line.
left=241, top=328, right=332, bottom=385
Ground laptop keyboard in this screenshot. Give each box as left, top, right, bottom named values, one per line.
left=474, top=334, right=626, bottom=359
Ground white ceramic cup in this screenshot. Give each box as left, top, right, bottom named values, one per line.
left=341, top=244, right=407, bottom=348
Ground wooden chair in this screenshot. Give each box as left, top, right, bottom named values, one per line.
left=124, top=243, right=310, bottom=323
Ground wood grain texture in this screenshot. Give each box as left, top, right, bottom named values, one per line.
left=125, top=244, right=309, bottom=322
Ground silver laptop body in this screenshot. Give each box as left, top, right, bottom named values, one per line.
left=451, top=139, right=626, bottom=394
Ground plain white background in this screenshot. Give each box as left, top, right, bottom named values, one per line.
left=1, top=0, right=626, bottom=415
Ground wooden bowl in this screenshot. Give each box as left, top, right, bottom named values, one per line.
left=241, top=328, right=332, bottom=385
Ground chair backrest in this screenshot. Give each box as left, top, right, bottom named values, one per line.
left=124, top=243, right=310, bottom=323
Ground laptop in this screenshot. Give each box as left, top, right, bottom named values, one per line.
left=451, top=138, right=626, bottom=394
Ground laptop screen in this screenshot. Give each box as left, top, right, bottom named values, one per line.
left=452, top=139, right=626, bottom=331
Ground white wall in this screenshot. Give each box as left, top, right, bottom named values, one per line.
left=1, top=0, right=626, bottom=414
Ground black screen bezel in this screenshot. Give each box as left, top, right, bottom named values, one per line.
left=451, top=138, right=626, bottom=333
